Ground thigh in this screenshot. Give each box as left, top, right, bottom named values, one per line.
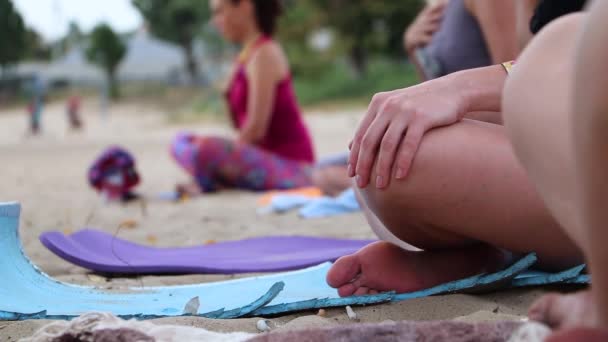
left=503, top=14, right=585, bottom=248
left=361, top=119, right=581, bottom=269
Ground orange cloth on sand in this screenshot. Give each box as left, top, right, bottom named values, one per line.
left=257, top=187, right=323, bottom=206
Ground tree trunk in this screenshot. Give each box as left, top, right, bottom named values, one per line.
left=183, top=40, right=199, bottom=84
left=107, top=69, right=120, bottom=100
left=350, top=43, right=368, bottom=78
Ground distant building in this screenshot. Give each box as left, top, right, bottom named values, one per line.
left=11, top=27, right=222, bottom=89
left=117, top=29, right=186, bottom=84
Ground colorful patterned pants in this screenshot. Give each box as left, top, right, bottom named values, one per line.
left=170, top=133, right=312, bottom=192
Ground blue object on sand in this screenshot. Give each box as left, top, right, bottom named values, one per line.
left=265, top=195, right=314, bottom=213
left=252, top=253, right=539, bottom=316
left=0, top=202, right=589, bottom=321
left=0, top=202, right=392, bottom=320
left=157, top=191, right=181, bottom=202
left=0, top=203, right=287, bottom=320
left=299, top=188, right=360, bottom=219
left=511, top=264, right=589, bottom=288
left=390, top=253, right=539, bottom=302
left=264, top=188, right=361, bottom=218
left=314, top=153, right=349, bottom=169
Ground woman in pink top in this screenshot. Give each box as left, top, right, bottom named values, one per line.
left=171, top=0, right=315, bottom=194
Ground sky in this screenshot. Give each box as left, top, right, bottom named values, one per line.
left=12, top=0, right=143, bottom=42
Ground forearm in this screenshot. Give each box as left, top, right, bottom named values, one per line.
left=444, top=64, right=508, bottom=117
left=471, top=0, right=519, bottom=64
left=516, top=0, right=538, bottom=49
left=238, top=123, right=266, bottom=144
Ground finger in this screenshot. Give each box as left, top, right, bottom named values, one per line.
left=354, top=287, right=371, bottom=296
left=427, top=11, right=444, bottom=24
left=375, top=117, right=409, bottom=189
left=422, top=21, right=441, bottom=34
left=355, top=105, right=393, bottom=188
left=394, top=123, right=426, bottom=180
left=348, top=94, right=386, bottom=177
left=417, top=33, right=434, bottom=46
left=420, top=4, right=434, bottom=15
left=421, top=8, right=444, bottom=26
left=429, top=2, right=447, bottom=14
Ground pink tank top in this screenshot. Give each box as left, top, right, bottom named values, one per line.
left=225, top=36, right=315, bottom=164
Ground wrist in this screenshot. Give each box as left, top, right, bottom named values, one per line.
left=446, top=65, right=507, bottom=116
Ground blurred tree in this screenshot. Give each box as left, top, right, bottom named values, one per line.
left=0, top=0, right=27, bottom=75
left=132, top=0, right=210, bottom=83
left=310, top=0, right=423, bottom=76
left=52, top=21, right=84, bottom=58
left=86, top=24, right=127, bottom=99
left=278, top=0, right=332, bottom=78
left=67, top=21, right=84, bottom=47
left=24, top=28, right=51, bottom=61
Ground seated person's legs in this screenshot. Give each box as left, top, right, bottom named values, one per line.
left=172, top=134, right=313, bottom=194
left=504, top=11, right=608, bottom=333
left=328, top=119, right=582, bottom=296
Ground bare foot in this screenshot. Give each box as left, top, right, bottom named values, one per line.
left=528, top=290, right=598, bottom=330
left=326, top=241, right=506, bottom=297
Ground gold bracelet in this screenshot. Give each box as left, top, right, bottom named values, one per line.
left=502, top=61, right=516, bottom=75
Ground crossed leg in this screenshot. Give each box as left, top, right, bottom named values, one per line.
left=327, top=119, right=582, bottom=296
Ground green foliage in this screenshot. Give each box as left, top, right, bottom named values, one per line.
left=24, top=28, right=51, bottom=61
left=86, top=24, right=127, bottom=99
left=278, top=0, right=336, bottom=79
left=132, top=0, right=210, bottom=81
left=179, top=59, right=417, bottom=122
left=0, top=0, right=27, bottom=71
left=308, top=0, right=424, bottom=75
left=294, top=59, right=418, bottom=106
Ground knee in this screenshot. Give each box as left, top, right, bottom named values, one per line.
left=356, top=121, right=502, bottom=248
left=194, top=136, right=235, bottom=160
left=312, top=166, right=350, bottom=196
left=359, top=125, right=452, bottom=218
left=359, top=175, right=421, bottom=228
left=356, top=143, right=446, bottom=248
left=171, top=133, right=231, bottom=157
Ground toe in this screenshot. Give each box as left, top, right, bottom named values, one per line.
left=354, top=287, right=371, bottom=296
left=327, top=254, right=362, bottom=288
left=528, top=293, right=566, bottom=328
left=528, top=293, right=555, bottom=322
left=338, top=283, right=358, bottom=297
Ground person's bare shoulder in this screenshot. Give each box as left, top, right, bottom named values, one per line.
left=249, top=41, right=289, bottom=80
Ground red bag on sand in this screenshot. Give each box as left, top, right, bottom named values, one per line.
left=88, top=147, right=140, bottom=202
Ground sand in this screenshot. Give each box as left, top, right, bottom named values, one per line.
left=0, top=99, right=546, bottom=341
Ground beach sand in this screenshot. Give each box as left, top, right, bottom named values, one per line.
left=0, top=99, right=548, bottom=340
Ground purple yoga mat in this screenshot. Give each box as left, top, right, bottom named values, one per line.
left=40, top=229, right=374, bottom=275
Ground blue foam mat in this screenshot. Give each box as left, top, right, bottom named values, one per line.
left=511, top=264, right=588, bottom=288
left=0, top=202, right=590, bottom=320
